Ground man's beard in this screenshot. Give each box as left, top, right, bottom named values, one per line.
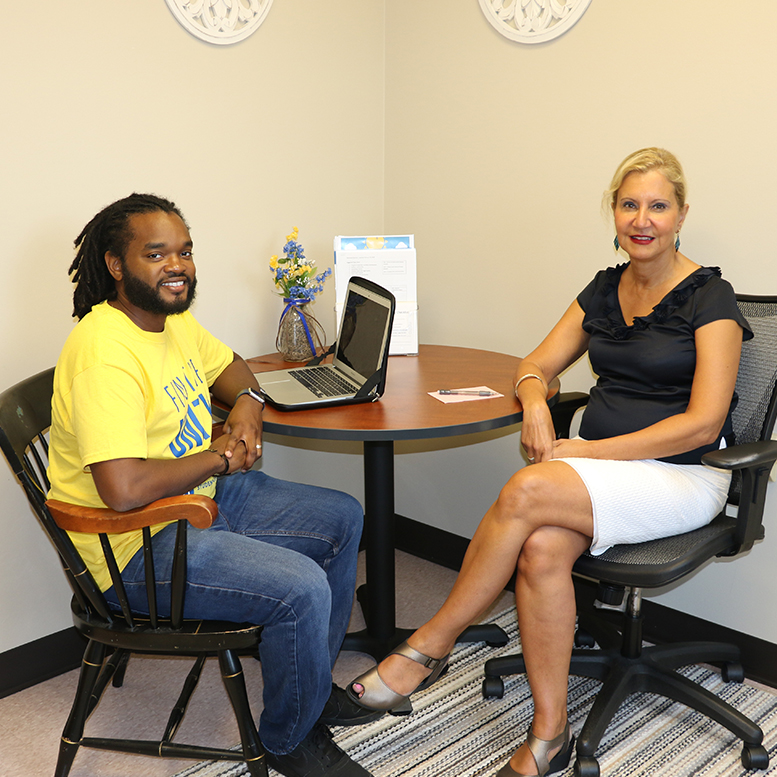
left=121, top=266, right=197, bottom=316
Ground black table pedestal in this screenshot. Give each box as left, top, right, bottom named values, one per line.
left=341, top=440, right=509, bottom=660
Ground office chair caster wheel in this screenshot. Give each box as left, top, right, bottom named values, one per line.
left=486, top=636, right=509, bottom=648
left=482, top=676, right=504, bottom=699
left=722, top=662, right=745, bottom=683
left=574, top=629, right=596, bottom=648
left=741, top=743, right=769, bottom=770
left=574, top=755, right=600, bottom=777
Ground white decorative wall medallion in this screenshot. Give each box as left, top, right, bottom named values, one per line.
left=164, top=0, right=273, bottom=45
left=478, top=0, right=593, bottom=44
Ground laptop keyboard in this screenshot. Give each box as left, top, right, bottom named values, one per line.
left=290, top=366, right=359, bottom=398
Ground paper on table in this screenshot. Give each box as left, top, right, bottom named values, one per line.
left=430, top=386, right=504, bottom=404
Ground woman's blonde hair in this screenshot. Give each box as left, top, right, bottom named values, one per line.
left=603, top=147, right=687, bottom=215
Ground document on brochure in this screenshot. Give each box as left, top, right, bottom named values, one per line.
left=333, top=235, right=418, bottom=355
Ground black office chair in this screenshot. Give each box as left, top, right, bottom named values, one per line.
left=0, top=368, right=268, bottom=777
left=482, top=295, right=777, bottom=776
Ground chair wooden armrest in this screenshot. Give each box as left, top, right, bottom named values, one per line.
left=45, top=495, right=218, bottom=533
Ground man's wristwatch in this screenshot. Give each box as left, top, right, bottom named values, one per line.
left=235, top=387, right=266, bottom=409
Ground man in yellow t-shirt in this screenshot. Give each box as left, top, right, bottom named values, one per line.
left=49, top=194, right=377, bottom=777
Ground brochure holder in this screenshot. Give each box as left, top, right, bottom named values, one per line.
left=334, top=235, right=418, bottom=355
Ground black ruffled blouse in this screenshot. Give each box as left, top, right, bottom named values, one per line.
left=576, top=263, right=753, bottom=464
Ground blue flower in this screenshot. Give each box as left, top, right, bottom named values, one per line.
left=270, top=227, right=331, bottom=300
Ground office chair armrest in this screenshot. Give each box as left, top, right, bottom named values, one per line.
left=701, top=440, right=777, bottom=470
left=703, top=440, right=777, bottom=555
left=45, top=495, right=218, bottom=534
left=550, top=391, right=590, bottom=438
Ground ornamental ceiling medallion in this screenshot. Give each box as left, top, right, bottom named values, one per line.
left=164, top=0, right=273, bottom=45
left=478, top=0, right=593, bottom=44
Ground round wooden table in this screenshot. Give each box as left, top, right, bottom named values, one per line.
left=248, top=344, right=559, bottom=658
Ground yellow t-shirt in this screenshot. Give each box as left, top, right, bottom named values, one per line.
left=48, top=302, right=234, bottom=591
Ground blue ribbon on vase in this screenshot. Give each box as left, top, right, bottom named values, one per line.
left=280, top=297, right=316, bottom=355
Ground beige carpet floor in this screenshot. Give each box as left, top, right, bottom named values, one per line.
left=4, top=549, right=775, bottom=777
left=2, top=550, right=512, bottom=777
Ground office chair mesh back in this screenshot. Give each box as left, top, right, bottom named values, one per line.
left=726, top=297, right=777, bottom=503
left=731, top=297, right=777, bottom=444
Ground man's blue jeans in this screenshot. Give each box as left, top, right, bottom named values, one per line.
left=103, top=470, right=363, bottom=755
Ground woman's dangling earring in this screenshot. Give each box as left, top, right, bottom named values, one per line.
left=675, top=233, right=681, bottom=251
left=613, top=236, right=620, bottom=251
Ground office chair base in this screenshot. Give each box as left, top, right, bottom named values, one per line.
left=484, top=641, right=768, bottom=775
left=573, top=755, right=600, bottom=777
left=572, top=742, right=768, bottom=777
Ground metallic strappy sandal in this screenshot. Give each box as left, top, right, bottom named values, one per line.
left=496, top=722, right=574, bottom=777
left=346, top=640, right=450, bottom=715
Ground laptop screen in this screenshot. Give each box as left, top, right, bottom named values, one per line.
left=336, top=290, right=391, bottom=379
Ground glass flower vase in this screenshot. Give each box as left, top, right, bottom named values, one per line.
left=276, top=300, right=325, bottom=362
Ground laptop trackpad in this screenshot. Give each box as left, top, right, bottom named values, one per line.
left=259, top=373, right=318, bottom=403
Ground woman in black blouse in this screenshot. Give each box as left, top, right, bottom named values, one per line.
left=347, top=148, right=751, bottom=777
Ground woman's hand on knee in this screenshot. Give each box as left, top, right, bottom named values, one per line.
left=552, top=437, right=595, bottom=459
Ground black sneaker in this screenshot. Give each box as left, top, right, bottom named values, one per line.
left=319, top=684, right=385, bottom=727
left=265, top=722, right=372, bottom=777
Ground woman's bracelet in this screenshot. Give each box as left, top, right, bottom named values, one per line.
left=207, top=447, right=230, bottom=476
left=514, top=372, right=546, bottom=398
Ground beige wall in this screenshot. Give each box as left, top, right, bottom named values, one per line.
left=3, top=0, right=777, bottom=653
left=381, top=0, right=777, bottom=641
left=0, top=1, right=385, bottom=652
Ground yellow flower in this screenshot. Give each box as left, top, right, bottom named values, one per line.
left=270, top=255, right=279, bottom=269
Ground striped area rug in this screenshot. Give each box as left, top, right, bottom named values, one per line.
left=174, top=606, right=777, bottom=777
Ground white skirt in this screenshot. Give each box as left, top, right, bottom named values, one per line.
left=558, top=456, right=732, bottom=556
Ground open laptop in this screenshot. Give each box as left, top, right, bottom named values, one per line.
left=257, top=276, right=396, bottom=410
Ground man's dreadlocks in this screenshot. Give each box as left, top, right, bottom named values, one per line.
left=68, top=193, right=187, bottom=320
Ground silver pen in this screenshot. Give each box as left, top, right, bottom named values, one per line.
left=438, top=389, right=497, bottom=396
